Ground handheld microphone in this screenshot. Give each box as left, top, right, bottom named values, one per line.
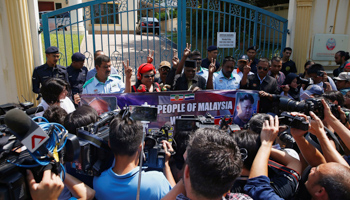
left=4, top=109, right=49, bottom=153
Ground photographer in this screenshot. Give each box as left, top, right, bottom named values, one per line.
left=93, top=116, right=174, bottom=200
left=244, top=115, right=350, bottom=200
left=231, top=114, right=301, bottom=199
left=162, top=128, right=251, bottom=200
left=334, top=72, right=350, bottom=95
left=304, top=64, right=337, bottom=92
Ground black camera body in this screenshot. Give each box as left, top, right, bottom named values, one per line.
left=279, top=112, right=309, bottom=131
left=279, top=96, right=350, bottom=122
left=70, top=111, right=119, bottom=176
left=279, top=97, right=324, bottom=118
left=144, top=130, right=167, bottom=170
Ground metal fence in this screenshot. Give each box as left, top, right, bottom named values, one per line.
left=42, top=0, right=287, bottom=79
left=178, top=0, right=288, bottom=62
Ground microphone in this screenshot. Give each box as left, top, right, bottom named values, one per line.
left=137, top=84, right=147, bottom=92
left=4, top=109, right=49, bottom=153
left=25, top=106, right=44, bottom=115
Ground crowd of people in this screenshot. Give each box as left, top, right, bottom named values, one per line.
left=22, top=44, right=350, bottom=200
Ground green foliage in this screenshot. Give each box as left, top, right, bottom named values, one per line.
left=155, top=9, right=177, bottom=21
left=41, top=33, right=84, bottom=66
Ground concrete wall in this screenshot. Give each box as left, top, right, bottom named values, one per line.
left=309, top=0, right=350, bottom=68
left=160, top=18, right=177, bottom=32
left=286, top=0, right=350, bottom=73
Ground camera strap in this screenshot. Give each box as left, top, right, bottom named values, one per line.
left=76, top=130, right=110, bottom=151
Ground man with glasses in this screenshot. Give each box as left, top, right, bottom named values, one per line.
left=32, top=46, right=69, bottom=94
left=334, top=72, right=350, bottom=95
left=240, top=58, right=279, bottom=113
left=83, top=55, right=132, bottom=94
left=158, top=61, right=171, bottom=84
left=207, top=56, right=241, bottom=90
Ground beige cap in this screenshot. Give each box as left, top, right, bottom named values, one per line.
left=159, top=61, right=171, bottom=68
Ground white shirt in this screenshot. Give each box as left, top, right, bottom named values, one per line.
left=36, top=96, right=75, bottom=117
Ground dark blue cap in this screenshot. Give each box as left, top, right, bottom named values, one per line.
left=238, top=55, right=249, bottom=62
left=207, top=45, right=217, bottom=51
left=247, top=46, right=257, bottom=52
left=71, top=52, right=85, bottom=62
left=45, top=46, right=59, bottom=54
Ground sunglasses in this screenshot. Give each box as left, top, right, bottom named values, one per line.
left=160, top=68, right=170, bottom=72
left=258, top=66, right=268, bottom=71
left=143, top=74, right=155, bottom=78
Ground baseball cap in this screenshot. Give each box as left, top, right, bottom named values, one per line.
left=45, top=46, right=59, bottom=54
left=238, top=55, right=249, bottom=62
left=304, top=84, right=324, bottom=96
left=71, top=52, right=85, bottom=62
left=334, top=72, right=350, bottom=81
left=207, top=45, right=217, bottom=52
left=247, top=46, right=257, bottom=52
left=159, top=61, right=171, bottom=69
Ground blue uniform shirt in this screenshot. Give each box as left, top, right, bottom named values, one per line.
left=197, top=67, right=209, bottom=82
left=32, top=63, right=69, bottom=94
left=67, top=65, right=88, bottom=95
left=82, top=76, right=125, bottom=94
left=213, top=70, right=241, bottom=90
left=86, top=66, right=119, bottom=81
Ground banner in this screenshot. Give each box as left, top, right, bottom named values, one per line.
left=80, top=89, right=259, bottom=129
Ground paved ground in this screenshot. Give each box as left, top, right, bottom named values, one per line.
left=80, top=32, right=177, bottom=84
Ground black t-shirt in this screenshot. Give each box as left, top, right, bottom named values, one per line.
left=173, top=73, right=206, bottom=91
left=231, top=160, right=301, bottom=200
left=282, top=60, right=297, bottom=76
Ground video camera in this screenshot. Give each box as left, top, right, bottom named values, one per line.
left=0, top=109, right=79, bottom=200
left=0, top=101, right=44, bottom=125
left=70, top=105, right=164, bottom=176
left=71, top=111, right=119, bottom=176
left=143, top=123, right=173, bottom=170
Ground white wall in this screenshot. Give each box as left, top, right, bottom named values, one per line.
left=309, top=0, right=350, bottom=68
left=0, top=0, right=19, bottom=104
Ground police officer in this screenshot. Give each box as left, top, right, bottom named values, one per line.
left=82, top=55, right=132, bottom=94
left=32, top=46, right=69, bottom=94
left=67, top=52, right=88, bottom=102
left=201, top=45, right=220, bottom=71
left=207, top=56, right=241, bottom=90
